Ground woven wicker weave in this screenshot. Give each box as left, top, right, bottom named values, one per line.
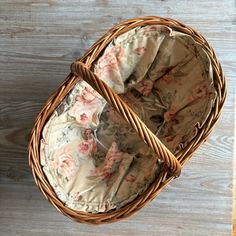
left=28, top=16, right=226, bottom=224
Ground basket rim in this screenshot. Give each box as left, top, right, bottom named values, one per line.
left=28, top=16, right=227, bottom=224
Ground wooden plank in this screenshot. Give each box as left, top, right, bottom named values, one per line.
left=0, top=0, right=235, bottom=235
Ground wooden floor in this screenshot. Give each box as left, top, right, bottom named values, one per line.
left=0, top=1, right=235, bottom=235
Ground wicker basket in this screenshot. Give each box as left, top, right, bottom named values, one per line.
left=28, top=16, right=226, bottom=224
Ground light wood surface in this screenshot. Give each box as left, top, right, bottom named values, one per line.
left=0, top=0, right=235, bottom=235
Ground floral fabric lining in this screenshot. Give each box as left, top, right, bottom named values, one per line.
left=40, top=25, right=216, bottom=213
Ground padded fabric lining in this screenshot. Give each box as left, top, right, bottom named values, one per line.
left=40, top=25, right=216, bottom=213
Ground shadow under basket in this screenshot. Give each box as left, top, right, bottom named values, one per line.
left=28, top=16, right=226, bottom=224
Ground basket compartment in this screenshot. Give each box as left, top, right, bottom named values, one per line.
left=40, top=25, right=216, bottom=213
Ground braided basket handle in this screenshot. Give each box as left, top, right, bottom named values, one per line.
left=71, top=61, right=182, bottom=177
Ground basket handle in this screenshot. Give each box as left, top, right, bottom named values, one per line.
left=71, top=61, right=182, bottom=177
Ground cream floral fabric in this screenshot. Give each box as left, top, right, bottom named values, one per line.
left=40, top=25, right=216, bottom=213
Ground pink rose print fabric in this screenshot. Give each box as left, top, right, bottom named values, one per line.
left=40, top=24, right=216, bottom=213
left=95, top=45, right=124, bottom=78
left=53, top=150, right=77, bottom=181
left=68, top=87, right=100, bottom=126
left=91, top=142, right=124, bottom=180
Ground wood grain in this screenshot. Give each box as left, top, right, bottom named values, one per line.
left=0, top=0, right=235, bottom=235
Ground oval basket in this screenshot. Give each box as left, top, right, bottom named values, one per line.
left=28, top=16, right=226, bottom=224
